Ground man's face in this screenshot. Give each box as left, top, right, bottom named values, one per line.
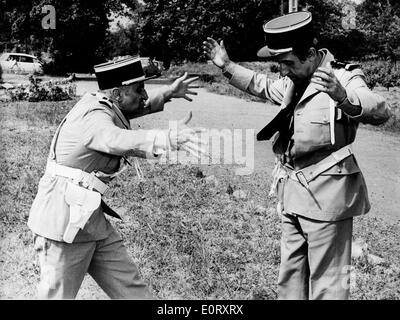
left=275, top=51, right=315, bottom=85
left=117, top=82, right=148, bottom=119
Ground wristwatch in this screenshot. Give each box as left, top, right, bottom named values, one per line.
left=222, top=63, right=233, bottom=80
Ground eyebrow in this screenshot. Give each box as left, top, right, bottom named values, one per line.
left=280, top=60, right=294, bottom=64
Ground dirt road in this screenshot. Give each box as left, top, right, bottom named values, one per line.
left=76, top=82, right=400, bottom=223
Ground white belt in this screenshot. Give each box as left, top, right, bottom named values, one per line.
left=45, top=161, right=109, bottom=194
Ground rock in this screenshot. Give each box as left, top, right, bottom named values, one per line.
left=233, top=189, right=247, bottom=200
left=1, top=83, right=14, bottom=90
left=352, top=238, right=368, bottom=259
left=367, top=254, right=385, bottom=265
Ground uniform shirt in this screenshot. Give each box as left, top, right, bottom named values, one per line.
left=28, top=87, right=172, bottom=242
left=222, top=49, right=391, bottom=221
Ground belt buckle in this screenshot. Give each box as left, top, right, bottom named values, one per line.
left=75, top=172, right=90, bottom=190
left=295, top=171, right=309, bottom=189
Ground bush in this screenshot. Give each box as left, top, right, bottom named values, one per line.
left=6, top=76, right=76, bottom=102
left=360, top=60, right=400, bottom=90
left=0, top=63, right=3, bottom=83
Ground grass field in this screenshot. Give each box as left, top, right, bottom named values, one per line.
left=1, top=98, right=399, bottom=300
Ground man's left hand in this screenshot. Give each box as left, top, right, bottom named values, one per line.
left=170, top=72, right=199, bottom=102
left=311, top=67, right=347, bottom=103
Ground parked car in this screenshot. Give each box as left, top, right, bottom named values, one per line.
left=107, top=55, right=164, bottom=78
left=140, top=57, right=163, bottom=77
left=0, top=52, right=44, bottom=74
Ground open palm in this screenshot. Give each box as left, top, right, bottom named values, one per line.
left=203, top=37, right=230, bottom=69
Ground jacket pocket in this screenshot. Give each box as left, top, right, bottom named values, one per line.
left=295, top=107, right=331, bottom=154
left=308, top=107, right=330, bottom=146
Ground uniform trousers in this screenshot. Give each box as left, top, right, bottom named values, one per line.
left=277, top=212, right=353, bottom=300
left=33, top=227, right=153, bottom=299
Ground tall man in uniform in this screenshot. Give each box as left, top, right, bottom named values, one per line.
left=28, top=56, right=205, bottom=299
left=203, top=11, right=391, bottom=299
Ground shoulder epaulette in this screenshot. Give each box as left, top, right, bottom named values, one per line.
left=345, top=63, right=360, bottom=71
left=96, top=95, right=113, bottom=109
left=331, top=60, right=360, bottom=71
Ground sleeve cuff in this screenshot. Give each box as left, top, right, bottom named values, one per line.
left=226, top=62, right=255, bottom=91
left=338, top=89, right=363, bottom=118
left=144, top=130, right=169, bottom=158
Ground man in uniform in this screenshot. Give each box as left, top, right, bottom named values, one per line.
left=28, top=56, right=205, bottom=299
left=203, top=11, right=391, bottom=299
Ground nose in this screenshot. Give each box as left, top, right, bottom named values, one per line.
left=141, top=88, right=148, bottom=100
left=279, top=63, right=289, bottom=77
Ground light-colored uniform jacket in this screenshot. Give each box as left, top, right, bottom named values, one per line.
left=28, top=88, right=171, bottom=242
left=224, top=49, right=391, bottom=221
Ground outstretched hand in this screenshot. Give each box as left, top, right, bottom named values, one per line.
left=202, top=37, right=231, bottom=69
left=170, top=72, right=199, bottom=102
left=169, top=111, right=208, bottom=158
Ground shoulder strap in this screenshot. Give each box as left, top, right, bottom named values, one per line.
left=48, top=117, right=68, bottom=161
left=331, top=60, right=360, bottom=71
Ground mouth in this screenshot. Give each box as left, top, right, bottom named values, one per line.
left=132, top=100, right=145, bottom=114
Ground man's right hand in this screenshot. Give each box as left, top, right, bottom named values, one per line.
left=169, top=112, right=207, bottom=158
left=203, top=37, right=231, bottom=69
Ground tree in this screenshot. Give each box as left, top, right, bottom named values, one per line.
left=137, top=0, right=352, bottom=65
left=101, top=25, right=140, bottom=59
left=137, top=0, right=283, bottom=66
left=1, top=0, right=138, bottom=74
left=357, top=0, right=400, bottom=62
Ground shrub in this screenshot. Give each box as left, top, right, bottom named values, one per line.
left=360, top=60, right=400, bottom=90
left=0, top=63, right=3, bottom=83
left=6, top=76, right=76, bottom=102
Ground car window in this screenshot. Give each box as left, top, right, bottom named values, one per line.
left=7, top=55, right=18, bottom=61
left=19, top=56, right=34, bottom=63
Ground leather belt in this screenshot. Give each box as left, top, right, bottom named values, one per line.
left=286, top=144, right=354, bottom=189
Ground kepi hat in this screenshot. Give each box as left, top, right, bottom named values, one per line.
left=94, top=56, right=158, bottom=90
left=257, top=11, right=314, bottom=58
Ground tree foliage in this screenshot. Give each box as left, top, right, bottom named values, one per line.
left=136, top=0, right=357, bottom=66
left=137, top=0, right=283, bottom=66
left=0, top=0, right=138, bottom=74
left=1, top=0, right=399, bottom=74
left=356, top=0, right=400, bottom=62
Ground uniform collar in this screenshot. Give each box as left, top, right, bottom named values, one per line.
left=94, top=92, right=131, bottom=129
left=296, top=48, right=334, bottom=105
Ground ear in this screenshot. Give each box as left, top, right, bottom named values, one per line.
left=307, top=47, right=318, bottom=62
left=111, top=88, right=122, bottom=101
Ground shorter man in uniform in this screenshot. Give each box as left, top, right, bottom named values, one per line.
left=28, top=56, right=204, bottom=299
left=203, top=11, right=391, bottom=299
